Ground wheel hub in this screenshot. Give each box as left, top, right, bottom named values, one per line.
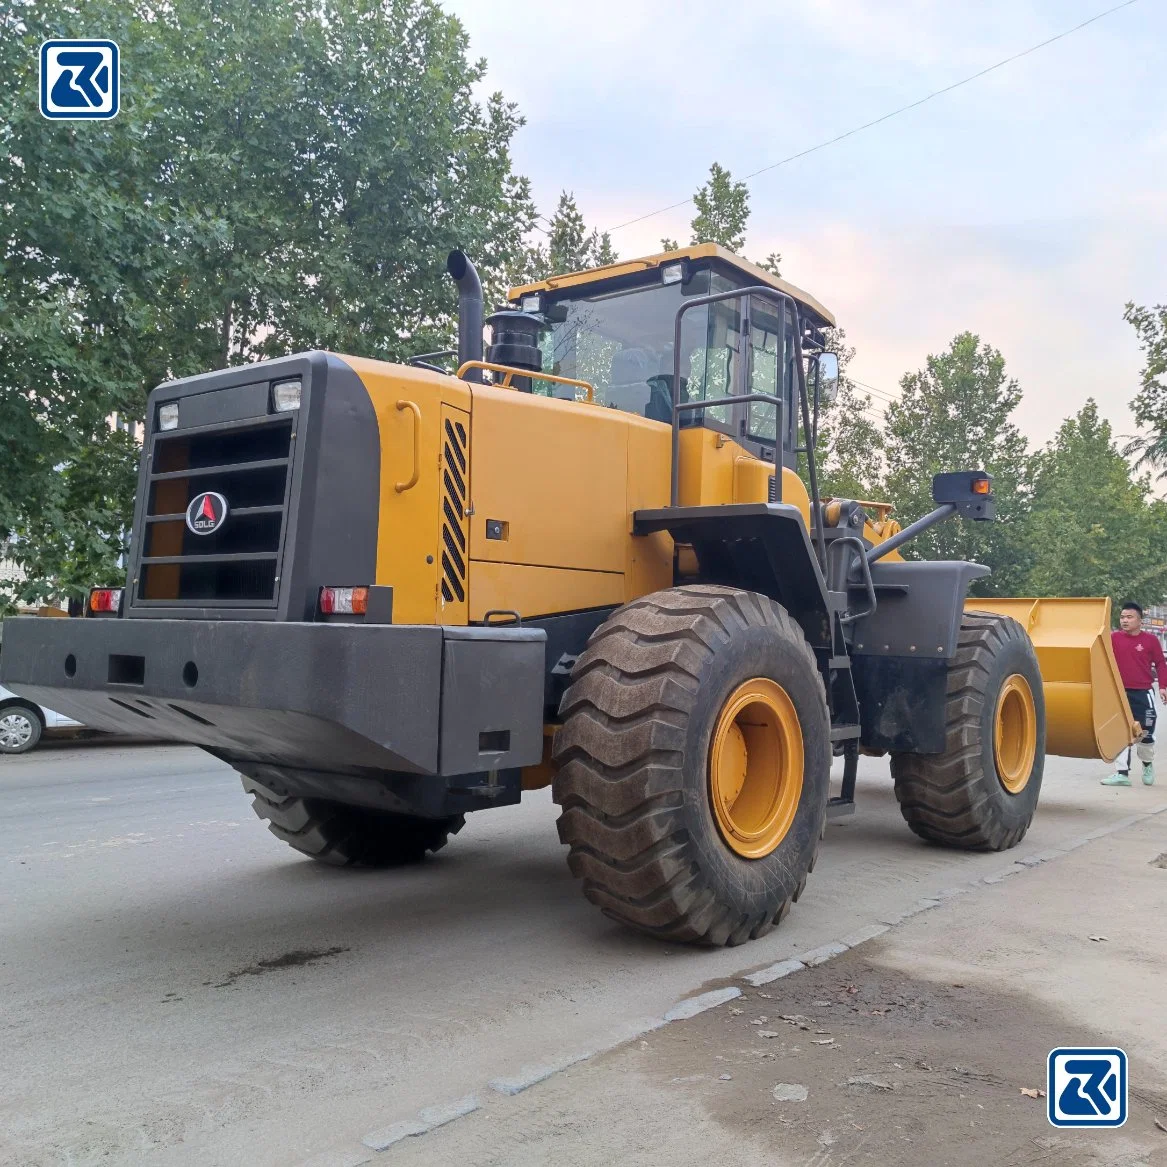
left=994, top=673, right=1037, bottom=794
left=708, top=678, right=804, bottom=859
left=0, top=712, right=34, bottom=751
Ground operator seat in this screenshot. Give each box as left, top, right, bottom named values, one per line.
left=604, top=348, right=657, bottom=415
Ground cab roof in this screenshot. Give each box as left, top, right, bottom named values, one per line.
left=508, top=242, right=836, bottom=328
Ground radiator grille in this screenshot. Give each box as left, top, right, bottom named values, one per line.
left=440, top=416, right=469, bottom=604
left=135, top=416, right=294, bottom=606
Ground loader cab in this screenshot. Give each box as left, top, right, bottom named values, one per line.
left=507, top=244, right=835, bottom=470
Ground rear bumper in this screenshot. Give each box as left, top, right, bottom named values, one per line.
left=0, top=617, right=546, bottom=777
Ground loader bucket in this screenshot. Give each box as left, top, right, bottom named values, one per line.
left=963, top=597, right=1138, bottom=762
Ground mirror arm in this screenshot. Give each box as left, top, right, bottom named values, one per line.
left=867, top=504, right=956, bottom=563
left=810, top=356, right=822, bottom=454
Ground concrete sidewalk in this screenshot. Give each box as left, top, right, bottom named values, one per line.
left=389, top=810, right=1167, bottom=1166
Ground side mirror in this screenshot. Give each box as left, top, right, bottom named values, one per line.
left=814, top=352, right=840, bottom=406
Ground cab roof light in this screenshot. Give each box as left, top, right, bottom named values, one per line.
left=158, top=402, right=179, bottom=431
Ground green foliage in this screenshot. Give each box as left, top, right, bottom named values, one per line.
left=1122, top=301, right=1167, bottom=478
left=0, top=0, right=535, bottom=604
left=757, top=252, right=782, bottom=278
left=526, top=192, right=617, bottom=279
left=881, top=333, right=1031, bottom=594
left=812, top=329, right=884, bottom=500
left=1022, top=401, right=1167, bottom=606
left=689, top=163, right=750, bottom=253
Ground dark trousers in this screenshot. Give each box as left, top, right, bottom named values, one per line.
left=1121, top=688, right=1156, bottom=773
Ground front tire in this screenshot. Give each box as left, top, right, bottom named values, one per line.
left=552, top=585, right=831, bottom=946
left=891, top=613, right=1045, bottom=850
left=241, top=774, right=464, bottom=866
left=0, top=704, right=43, bottom=754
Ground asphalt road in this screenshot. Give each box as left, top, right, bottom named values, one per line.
left=2, top=742, right=1163, bottom=1166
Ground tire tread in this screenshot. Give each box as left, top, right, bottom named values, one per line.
left=891, top=613, right=1041, bottom=851
left=553, top=584, right=825, bottom=945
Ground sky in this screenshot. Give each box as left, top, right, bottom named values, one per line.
left=442, top=0, right=1166, bottom=450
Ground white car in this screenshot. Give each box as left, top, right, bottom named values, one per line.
left=0, top=683, right=82, bottom=754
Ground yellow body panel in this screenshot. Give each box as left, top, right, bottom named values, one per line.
left=343, top=356, right=887, bottom=632
left=342, top=356, right=472, bottom=625
left=624, top=420, right=674, bottom=599
left=469, top=383, right=630, bottom=574
left=964, top=597, right=1138, bottom=762
left=470, top=561, right=625, bottom=622
left=676, top=427, right=809, bottom=523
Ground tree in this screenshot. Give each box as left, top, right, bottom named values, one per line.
left=689, top=163, right=750, bottom=252
left=674, top=163, right=782, bottom=273
left=0, top=0, right=536, bottom=607
left=811, top=329, right=884, bottom=500
left=1021, top=401, right=1167, bottom=606
left=1122, top=301, right=1167, bottom=477
left=541, top=192, right=617, bottom=276
left=757, top=252, right=782, bottom=278
left=881, top=333, right=1031, bottom=594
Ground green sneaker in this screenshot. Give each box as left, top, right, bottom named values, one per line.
left=1101, top=772, right=1132, bottom=787
left=1143, top=762, right=1155, bottom=786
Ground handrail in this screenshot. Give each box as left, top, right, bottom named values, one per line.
left=669, top=284, right=827, bottom=573
left=394, top=399, right=421, bottom=493
left=829, top=535, right=877, bottom=624
left=408, top=349, right=456, bottom=375
left=456, top=360, right=595, bottom=404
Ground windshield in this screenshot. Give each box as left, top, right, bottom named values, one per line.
left=533, top=272, right=790, bottom=444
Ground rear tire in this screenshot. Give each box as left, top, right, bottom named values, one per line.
left=241, top=774, right=464, bottom=866
left=891, top=612, right=1045, bottom=850
left=0, top=704, right=43, bottom=754
left=553, top=585, right=831, bottom=946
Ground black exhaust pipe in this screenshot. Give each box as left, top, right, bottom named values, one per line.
left=446, top=250, right=483, bottom=383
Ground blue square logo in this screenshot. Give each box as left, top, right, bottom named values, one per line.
left=1048, top=1047, right=1127, bottom=1127
left=39, top=40, right=120, bottom=120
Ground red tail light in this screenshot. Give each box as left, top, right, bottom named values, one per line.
left=319, top=586, right=368, bottom=616
left=88, top=588, right=123, bottom=614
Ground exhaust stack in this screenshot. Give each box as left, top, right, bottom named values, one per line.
left=446, top=250, right=484, bottom=383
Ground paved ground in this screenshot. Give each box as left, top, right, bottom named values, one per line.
left=2, top=742, right=1165, bottom=1165
left=392, top=814, right=1167, bottom=1167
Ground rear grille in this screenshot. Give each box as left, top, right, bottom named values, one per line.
left=136, top=416, right=294, bottom=607
left=440, top=416, right=469, bottom=604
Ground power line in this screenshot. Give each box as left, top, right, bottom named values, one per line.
left=850, top=378, right=899, bottom=404
left=607, top=0, right=1140, bottom=234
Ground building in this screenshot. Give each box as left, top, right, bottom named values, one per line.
left=1144, top=603, right=1167, bottom=650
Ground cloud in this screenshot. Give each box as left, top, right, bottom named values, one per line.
left=765, top=210, right=1163, bottom=447
left=443, top=0, right=1167, bottom=449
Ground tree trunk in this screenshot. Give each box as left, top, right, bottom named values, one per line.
left=220, top=299, right=233, bottom=368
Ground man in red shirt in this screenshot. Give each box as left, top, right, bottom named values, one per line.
left=1102, top=601, right=1167, bottom=786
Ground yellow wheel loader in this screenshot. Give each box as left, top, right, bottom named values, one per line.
left=1, top=244, right=1136, bottom=946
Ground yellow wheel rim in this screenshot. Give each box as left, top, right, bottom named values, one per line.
left=994, top=673, right=1037, bottom=794
left=708, top=678, right=804, bottom=859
